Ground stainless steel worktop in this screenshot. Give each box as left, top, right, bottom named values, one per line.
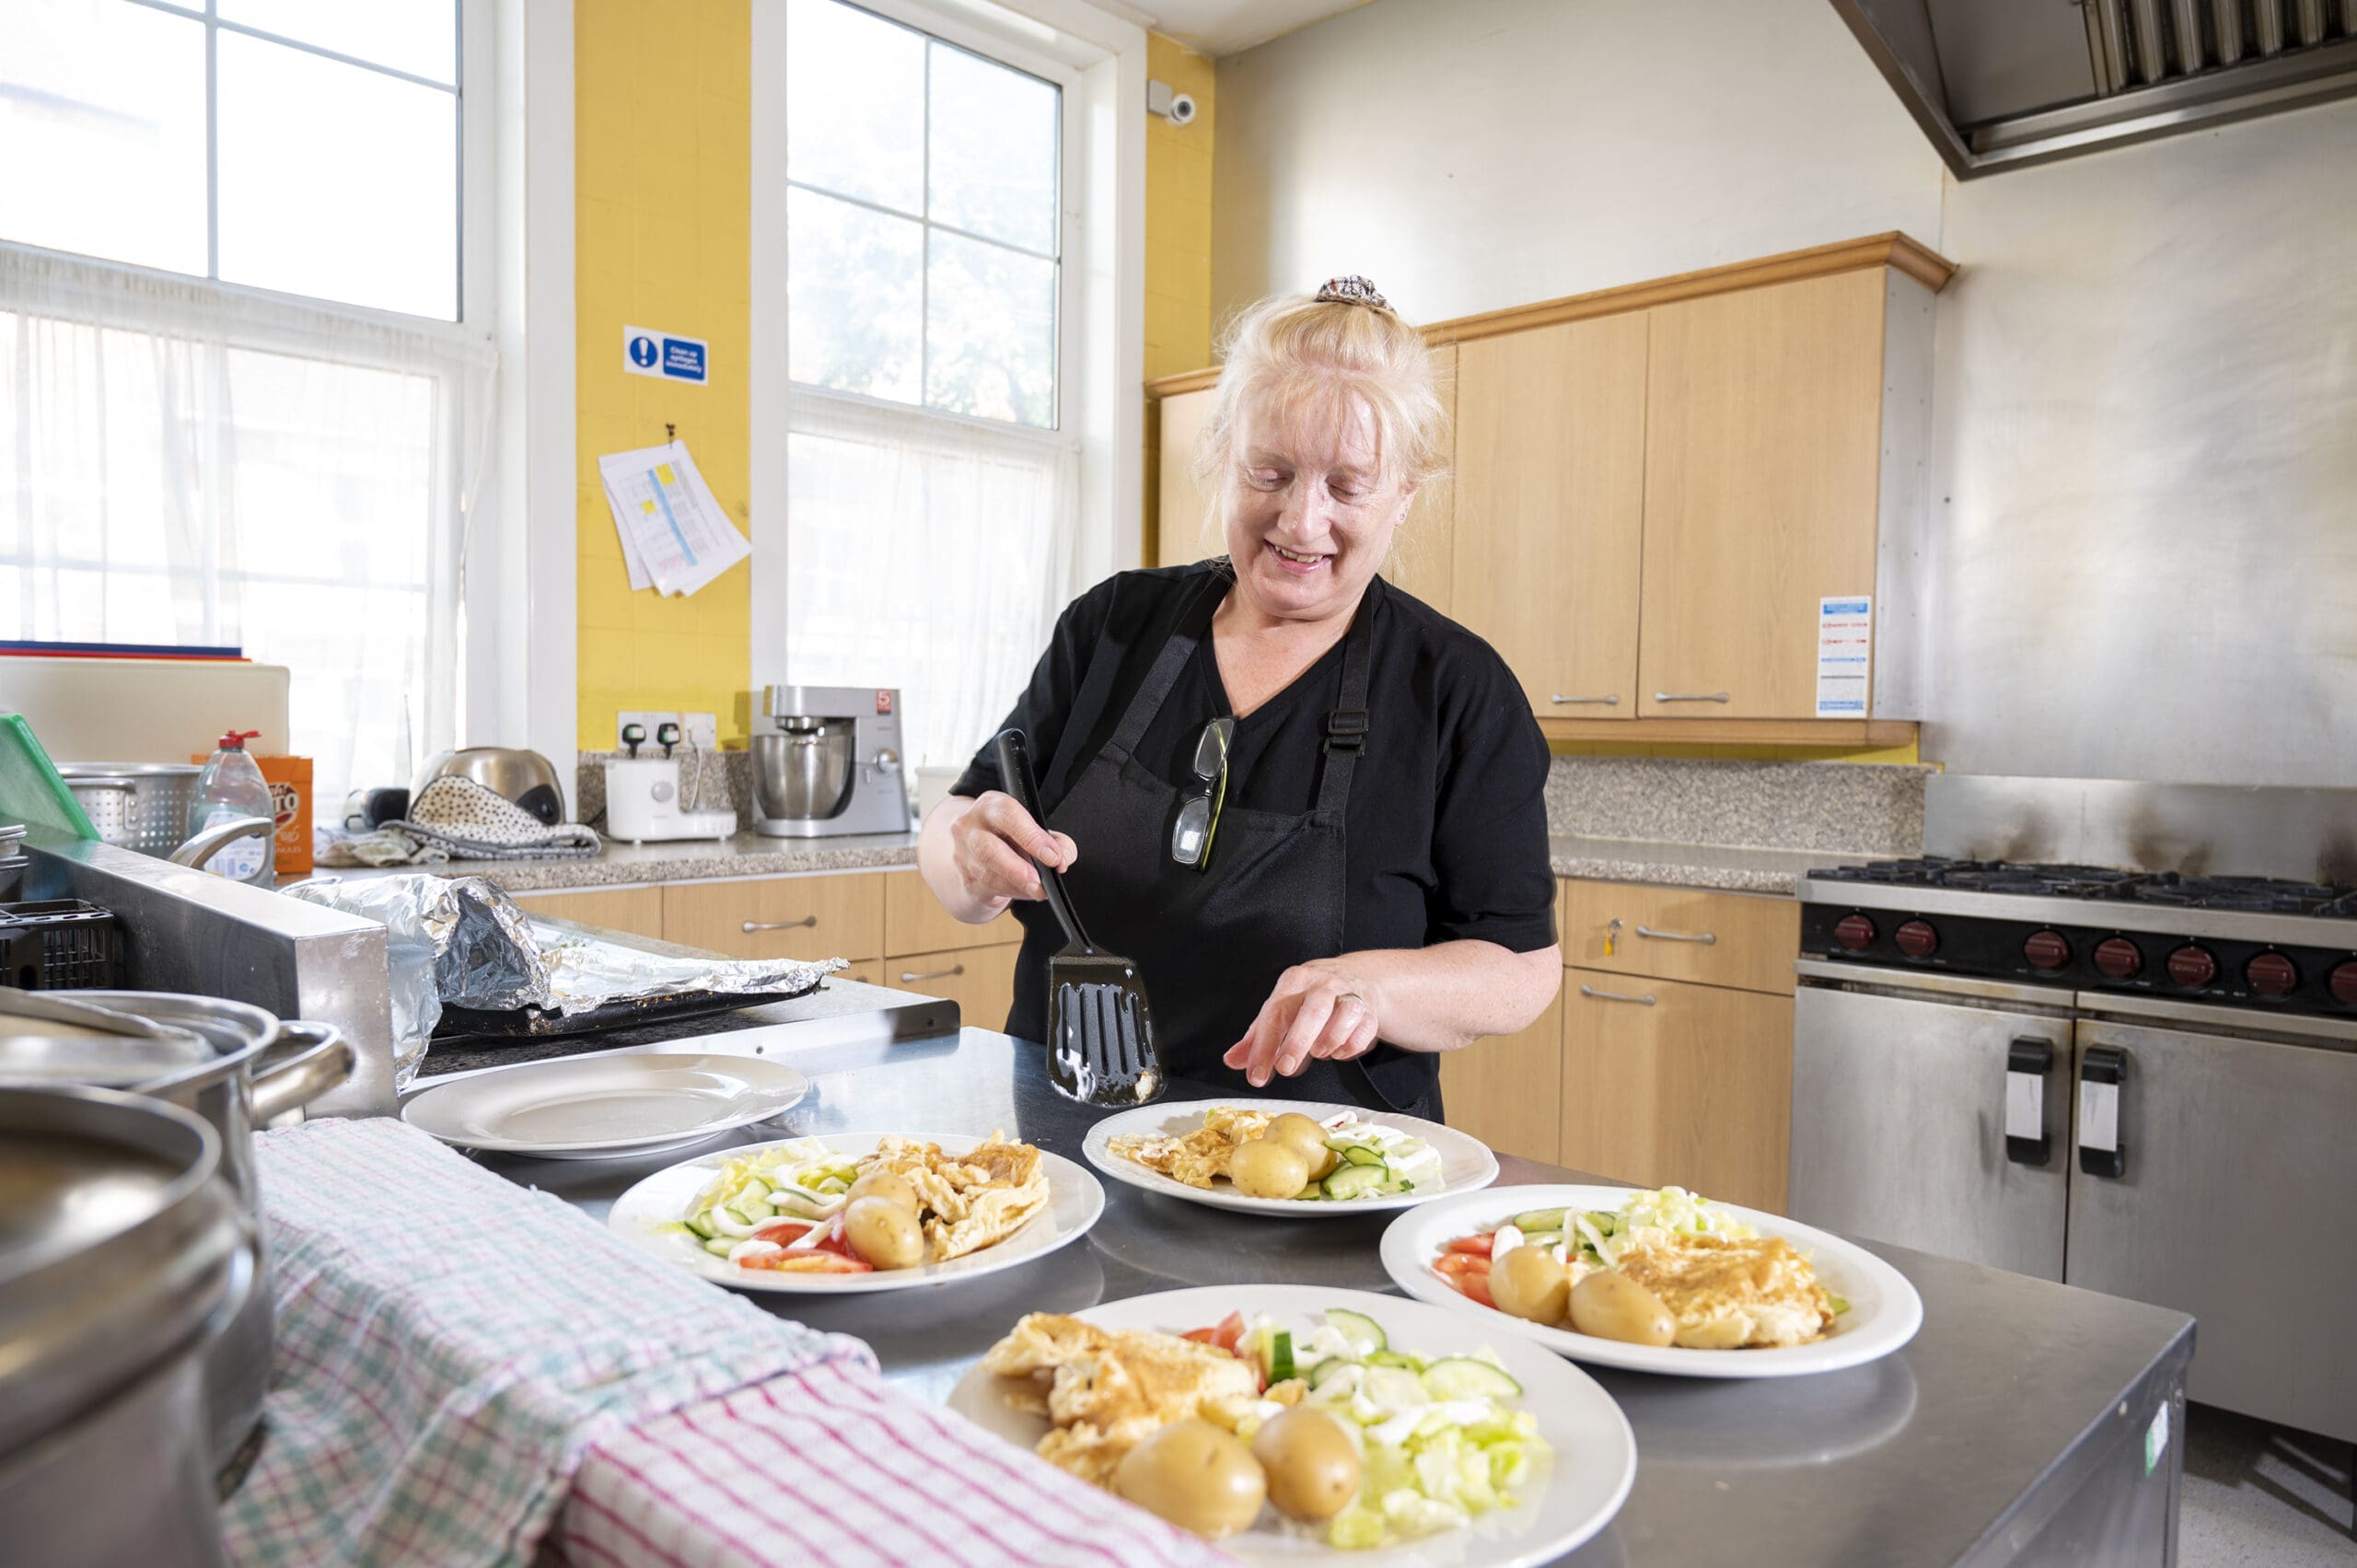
left=471, top=1026, right=2194, bottom=1568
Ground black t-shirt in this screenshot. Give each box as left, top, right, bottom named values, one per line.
left=953, top=563, right=1558, bottom=975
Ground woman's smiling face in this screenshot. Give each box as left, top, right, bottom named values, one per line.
left=1222, top=386, right=1414, bottom=625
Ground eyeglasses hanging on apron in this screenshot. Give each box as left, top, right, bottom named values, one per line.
left=1170, top=714, right=1235, bottom=870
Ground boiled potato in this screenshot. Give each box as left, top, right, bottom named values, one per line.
left=1490, top=1244, right=1571, bottom=1326
left=842, top=1195, right=925, bottom=1270
left=1114, top=1419, right=1267, bottom=1539
left=1570, top=1269, right=1677, bottom=1346
left=1250, top=1407, right=1361, bottom=1522
left=847, top=1168, right=921, bottom=1214
left=1228, top=1137, right=1311, bottom=1200
left=1266, top=1113, right=1338, bottom=1179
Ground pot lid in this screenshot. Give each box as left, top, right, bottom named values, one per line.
left=0, top=993, right=214, bottom=1088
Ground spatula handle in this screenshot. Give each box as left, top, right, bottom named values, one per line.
left=993, top=728, right=1095, bottom=953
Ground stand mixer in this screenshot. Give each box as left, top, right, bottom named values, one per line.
left=750, top=685, right=912, bottom=837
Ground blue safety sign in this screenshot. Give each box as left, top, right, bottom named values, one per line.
left=622, top=324, right=709, bottom=384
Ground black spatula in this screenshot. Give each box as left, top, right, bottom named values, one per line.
left=994, top=728, right=1164, bottom=1107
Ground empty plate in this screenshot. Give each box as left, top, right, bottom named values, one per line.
left=401, top=1051, right=810, bottom=1158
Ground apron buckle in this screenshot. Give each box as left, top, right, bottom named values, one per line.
left=1323, top=709, right=1369, bottom=752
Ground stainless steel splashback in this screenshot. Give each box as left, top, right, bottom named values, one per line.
left=1924, top=774, right=2357, bottom=883
left=22, top=835, right=395, bottom=1116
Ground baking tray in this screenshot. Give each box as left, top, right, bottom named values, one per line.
left=431, top=972, right=827, bottom=1041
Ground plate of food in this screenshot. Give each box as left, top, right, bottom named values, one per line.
left=1380, top=1184, right=1923, bottom=1378
left=948, top=1283, right=1634, bottom=1565
left=608, top=1131, right=1103, bottom=1293
left=400, top=1051, right=810, bottom=1159
left=1083, top=1100, right=1495, bottom=1216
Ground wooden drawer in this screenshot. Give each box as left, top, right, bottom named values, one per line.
left=1559, top=878, right=1799, bottom=995
left=1437, top=993, right=1562, bottom=1167
left=1561, top=969, right=1793, bottom=1214
left=882, top=869, right=1024, bottom=957
left=508, top=886, right=666, bottom=942
left=661, top=873, right=886, bottom=963
left=882, top=943, right=1020, bottom=1035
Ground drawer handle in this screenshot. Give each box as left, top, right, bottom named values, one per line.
left=743, top=915, right=819, bottom=934
left=1634, top=923, right=1716, bottom=946
left=1549, top=692, right=1619, bottom=705
left=1652, top=691, right=1730, bottom=703
left=899, top=964, right=965, bottom=982
left=1578, top=983, right=1656, bottom=1006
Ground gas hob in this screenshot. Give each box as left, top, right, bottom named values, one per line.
left=1799, top=856, right=2357, bottom=1016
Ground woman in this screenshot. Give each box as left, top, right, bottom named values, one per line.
left=919, top=276, right=1560, bottom=1119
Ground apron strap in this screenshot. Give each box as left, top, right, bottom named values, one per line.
left=1103, top=569, right=1225, bottom=757
left=1043, top=568, right=1225, bottom=806
left=1314, top=590, right=1377, bottom=819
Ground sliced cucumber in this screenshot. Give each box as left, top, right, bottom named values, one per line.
left=737, top=1179, right=772, bottom=1208
left=701, top=1237, right=737, bottom=1257
left=1267, top=1330, right=1296, bottom=1383
left=1335, top=1144, right=1386, bottom=1167
left=1306, top=1356, right=1360, bottom=1391
left=1364, top=1365, right=1429, bottom=1410
left=1512, top=1207, right=1568, bottom=1232
left=1422, top=1356, right=1524, bottom=1400
left=1322, top=1165, right=1387, bottom=1202
left=1365, top=1349, right=1417, bottom=1370
left=684, top=1212, right=719, bottom=1240
left=1323, top=1307, right=1388, bottom=1354
left=1519, top=1230, right=1564, bottom=1249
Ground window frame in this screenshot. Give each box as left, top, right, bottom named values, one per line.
left=782, top=0, right=1079, bottom=436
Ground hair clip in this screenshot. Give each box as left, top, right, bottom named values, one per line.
left=1315, top=274, right=1390, bottom=311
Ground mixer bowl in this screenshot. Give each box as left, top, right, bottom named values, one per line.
left=753, top=719, right=855, bottom=821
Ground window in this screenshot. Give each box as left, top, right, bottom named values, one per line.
left=0, top=1, right=488, bottom=814
left=786, top=0, right=1060, bottom=427
left=0, top=0, right=461, bottom=320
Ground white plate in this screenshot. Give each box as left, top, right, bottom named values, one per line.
left=1082, top=1098, right=1497, bottom=1216
left=1380, top=1184, right=1924, bottom=1379
left=946, top=1283, right=1635, bottom=1567
left=609, top=1132, right=1106, bottom=1295
left=401, top=1051, right=810, bottom=1158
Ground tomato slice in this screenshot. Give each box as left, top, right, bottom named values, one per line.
left=1458, top=1272, right=1494, bottom=1309
left=1181, top=1328, right=1221, bottom=1346
left=1210, top=1310, right=1247, bottom=1355
left=751, top=1220, right=816, bottom=1247
left=1445, top=1233, right=1495, bottom=1257
left=1433, top=1252, right=1492, bottom=1280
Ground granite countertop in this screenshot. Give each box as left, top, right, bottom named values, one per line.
left=1549, top=835, right=1866, bottom=895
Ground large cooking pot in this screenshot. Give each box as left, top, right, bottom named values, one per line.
left=0, top=990, right=353, bottom=1487
left=0, top=1084, right=250, bottom=1568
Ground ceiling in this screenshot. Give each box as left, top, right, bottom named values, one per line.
left=1144, top=0, right=1364, bottom=56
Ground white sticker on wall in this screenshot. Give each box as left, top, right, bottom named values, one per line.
left=1816, top=596, right=1872, bottom=717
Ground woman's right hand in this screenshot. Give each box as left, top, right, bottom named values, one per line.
left=947, top=791, right=1078, bottom=907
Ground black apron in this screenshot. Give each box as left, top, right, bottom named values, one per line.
left=1006, top=572, right=1441, bottom=1119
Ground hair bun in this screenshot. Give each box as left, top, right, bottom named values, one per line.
left=1315, top=274, right=1390, bottom=311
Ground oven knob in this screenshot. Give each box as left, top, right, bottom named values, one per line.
left=1895, top=920, right=1938, bottom=958
left=2244, top=952, right=2297, bottom=996
left=2166, top=944, right=2217, bottom=988
left=1833, top=913, right=1877, bottom=951
left=2093, top=938, right=2142, bottom=980
left=2332, top=961, right=2357, bottom=1007
left=2022, top=930, right=2071, bottom=970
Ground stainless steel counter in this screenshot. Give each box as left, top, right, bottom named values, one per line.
left=471, top=1027, right=2193, bottom=1568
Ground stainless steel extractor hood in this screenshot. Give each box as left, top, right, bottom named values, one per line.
left=1832, top=0, right=2357, bottom=175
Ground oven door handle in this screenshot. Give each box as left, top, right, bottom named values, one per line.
left=2003, top=1039, right=2052, bottom=1167
left=2077, top=1045, right=2128, bottom=1179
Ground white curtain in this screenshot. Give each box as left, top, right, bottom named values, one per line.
left=784, top=389, right=1079, bottom=771
left=0, top=245, right=494, bottom=809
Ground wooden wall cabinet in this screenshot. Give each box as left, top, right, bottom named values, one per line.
left=1438, top=991, right=1562, bottom=1165
left=881, top=942, right=1021, bottom=1037
left=661, top=873, right=888, bottom=964
left=1155, top=387, right=1216, bottom=568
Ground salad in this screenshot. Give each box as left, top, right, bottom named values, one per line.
left=1109, top=1106, right=1444, bottom=1201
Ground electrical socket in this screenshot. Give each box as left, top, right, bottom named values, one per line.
left=615, top=710, right=677, bottom=752
left=681, top=712, right=718, bottom=749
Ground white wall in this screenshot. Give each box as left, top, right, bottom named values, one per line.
left=1213, top=0, right=2357, bottom=785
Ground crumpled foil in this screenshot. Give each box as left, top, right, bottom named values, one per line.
left=286, top=872, right=843, bottom=1026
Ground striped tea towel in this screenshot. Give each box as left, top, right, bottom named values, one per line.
left=220, top=1118, right=869, bottom=1568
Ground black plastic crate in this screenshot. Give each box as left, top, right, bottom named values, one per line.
left=0, top=900, right=125, bottom=991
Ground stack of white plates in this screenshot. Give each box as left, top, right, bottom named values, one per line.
left=401, top=1051, right=810, bottom=1160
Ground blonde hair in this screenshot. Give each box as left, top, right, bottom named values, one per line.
left=1190, top=288, right=1449, bottom=542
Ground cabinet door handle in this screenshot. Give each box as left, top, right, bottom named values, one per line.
left=1652, top=691, right=1731, bottom=703
left=2077, top=1045, right=2128, bottom=1179
left=1634, top=923, right=1716, bottom=945
left=2004, top=1038, right=2053, bottom=1167
left=1549, top=692, right=1619, bottom=705
left=1578, top=983, right=1656, bottom=1006
left=742, top=915, right=819, bottom=934
left=898, top=963, right=966, bottom=982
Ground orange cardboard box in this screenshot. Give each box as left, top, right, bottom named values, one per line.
left=189, top=752, right=312, bottom=876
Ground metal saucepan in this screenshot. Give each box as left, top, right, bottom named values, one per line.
left=0, top=990, right=354, bottom=1485
left=0, top=1084, right=250, bottom=1568
left=56, top=762, right=276, bottom=872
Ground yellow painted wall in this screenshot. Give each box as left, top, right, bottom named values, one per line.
left=574, top=0, right=755, bottom=750
left=1142, top=34, right=1215, bottom=564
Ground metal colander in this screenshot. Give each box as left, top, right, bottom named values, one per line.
left=57, top=764, right=203, bottom=855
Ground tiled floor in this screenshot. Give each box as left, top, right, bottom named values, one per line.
left=2181, top=1403, right=2355, bottom=1566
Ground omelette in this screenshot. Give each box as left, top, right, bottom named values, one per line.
left=981, top=1312, right=1268, bottom=1486
left=859, top=1133, right=1051, bottom=1261
left=1106, top=1105, right=1274, bottom=1190
left=1610, top=1231, right=1836, bottom=1349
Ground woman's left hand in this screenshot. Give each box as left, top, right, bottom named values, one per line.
left=1223, top=961, right=1381, bottom=1087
